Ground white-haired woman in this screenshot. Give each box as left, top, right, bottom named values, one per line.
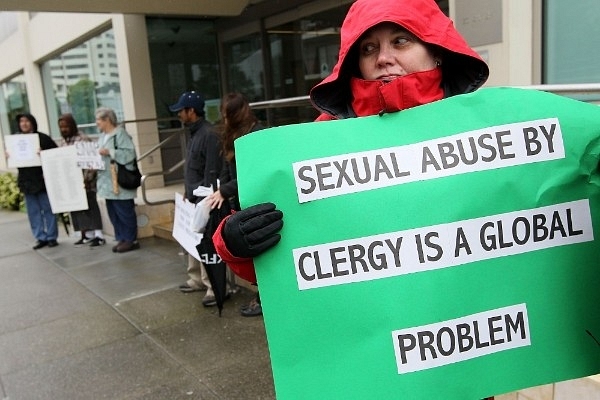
left=96, top=107, right=140, bottom=253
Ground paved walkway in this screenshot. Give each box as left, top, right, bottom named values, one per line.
left=0, top=209, right=274, bottom=400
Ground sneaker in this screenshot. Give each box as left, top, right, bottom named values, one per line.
left=88, top=237, right=106, bottom=247
left=202, top=295, right=217, bottom=307
left=33, top=240, right=48, bottom=250
left=202, top=293, right=231, bottom=307
left=179, top=283, right=205, bottom=293
left=74, top=238, right=90, bottom=245
left=240, top=297, right=263, bottom=317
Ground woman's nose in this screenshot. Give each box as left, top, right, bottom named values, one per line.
left=376, top=44, right=395, bottom=66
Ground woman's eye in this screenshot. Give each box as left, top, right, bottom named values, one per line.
left=361, top=43, right=376, bottom=55
left=393, top=36, right=410, bottom=46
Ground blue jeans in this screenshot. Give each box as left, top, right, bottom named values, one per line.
left=24, top=191, right=58, bottom=242
left=105, top=199, right=137, bottom=242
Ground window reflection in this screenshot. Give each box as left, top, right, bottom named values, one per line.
left=543, top=0, right=600, bottom=102
left=146, top=18, right=220, bottom=126
left=41, top=29, right=122, bottom=135
left=223, top=34, right=264, bottom=103
left=266, top=6, right=350, bottom=125
left=0, top=74, right=29, bottom=136
left=220, top=5, right=351, bottom=127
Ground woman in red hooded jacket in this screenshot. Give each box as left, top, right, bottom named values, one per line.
left=213, top=2, right=492, bottom=396
left=213, top=0, right=489, bottom=285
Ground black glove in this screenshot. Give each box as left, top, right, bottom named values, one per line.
left=222, top=202, right=284, bottom=258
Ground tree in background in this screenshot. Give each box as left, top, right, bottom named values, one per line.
left=67, top=79, right=97, bottom=126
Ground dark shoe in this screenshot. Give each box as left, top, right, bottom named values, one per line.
left=115, top=241, right=140, bottom=253
left=112, top=241, right=123, bottom=253
left=179, top=283, right=205, bottom=293
left=47, top=240, right=59, bottom=248
left=88, top=237, right=106, bottom=247
left=241, top=297, right=262, bottom=317
left=202, top=295, right=217, bottom=307
left=74, top=238, right=89, bottom=245
left=202, top=293, right=230, bottom=307
left=33, top=240, right=48, bottom=250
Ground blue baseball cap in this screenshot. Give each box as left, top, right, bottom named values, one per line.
left=169, top=91, right=205, bottom=115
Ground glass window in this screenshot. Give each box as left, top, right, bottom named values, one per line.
left=222, top=34, right=265, bottom=103
left=544, top=0, right=600, bottom=85
left=221, top=33, right=270, bottom=124
left=146, top=18, right=221, bottom=126
left=0, top=74, right=29, bottom=136
left=266, top=5, right=351, bottom=125
left=41, top=28, right=123, bottom=135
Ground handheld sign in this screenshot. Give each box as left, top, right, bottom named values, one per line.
left=235, top=87, right=600, bottom=400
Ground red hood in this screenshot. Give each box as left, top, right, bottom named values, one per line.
left=310, top=0, right=489, bottom=119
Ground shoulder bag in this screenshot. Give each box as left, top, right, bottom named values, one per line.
left=112, top=135, right=142, bottom=189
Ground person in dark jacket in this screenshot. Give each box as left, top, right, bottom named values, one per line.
left=13, top=113, right=59, bottom=249
left=169, top=91, right=222, bottom=307
left=213, top=0, right=489, bottom=285
left=205, top=92, right=265, bottom=316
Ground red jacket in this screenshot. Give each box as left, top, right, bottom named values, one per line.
left=213, top=212, right=257, bottom=283
left=311, top=0, right=488, bottom=120
left=213, top=0, right=489, bottom=284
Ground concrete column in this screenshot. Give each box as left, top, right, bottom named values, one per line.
left=18, top=13, right=50, bottom=134
left=111, top=14, right=164, bottom=188
left=450, top=0, right=536, bottom=87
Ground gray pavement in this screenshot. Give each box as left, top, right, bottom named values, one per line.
left=0, top=209, right=275, bottom=400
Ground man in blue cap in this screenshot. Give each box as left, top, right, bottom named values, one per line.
left=169, top=91, right=221, bottom=306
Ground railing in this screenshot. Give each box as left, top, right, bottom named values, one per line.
left=248, top=83, right=600, bottom=110
left=122, top=117, right=186, bottom=206
left=249, top=95, right=312, bottom=110
left=517, top=83, right=600, bottom=96
left=132, top=83, right=600, bottom=207
left=138, top=127, right=187, bottom=206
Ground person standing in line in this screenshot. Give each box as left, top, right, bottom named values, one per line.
left=205, top=92, right=265, bottom=316
left=10, top=113, right=59, bottom=249
left=95, top=107, right=140, bottom=253
left=58, top=113, right=106, bottom=247
left=169, top=91, right=222, bottom=307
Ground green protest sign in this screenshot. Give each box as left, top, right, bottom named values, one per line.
left=235, top=87, right=600, bottom=399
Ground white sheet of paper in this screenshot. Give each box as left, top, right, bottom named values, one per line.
left=173, top=192, right=203, bottom=261
left=40, top=146, right=88, bottom=213
left=75, top=141, right=105, bottom=170
left=5, top=134, right=41, bottom=168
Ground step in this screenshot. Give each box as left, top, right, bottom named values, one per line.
left=152, top=220, right=175, bottom=242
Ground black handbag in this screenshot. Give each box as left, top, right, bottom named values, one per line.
left=114, top=160, right=142, bottom=189
left=112, top=136, right=142, bottom=189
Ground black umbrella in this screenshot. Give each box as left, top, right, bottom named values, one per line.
left=196, top=205, right=231, bottom=316
left=196, top=173, right=231, bottom=316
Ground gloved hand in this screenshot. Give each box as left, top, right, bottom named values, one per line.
left=222, top=202, right=284, bottom=258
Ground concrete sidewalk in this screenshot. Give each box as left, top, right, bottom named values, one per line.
left=0, top=209, right=274, bottom=400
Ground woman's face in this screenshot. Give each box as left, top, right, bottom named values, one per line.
left=19, top=117, right=33, bottom=133
left=358, top=22, right=438, bottom=81
left=95, top=116, right=110, bottom=133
